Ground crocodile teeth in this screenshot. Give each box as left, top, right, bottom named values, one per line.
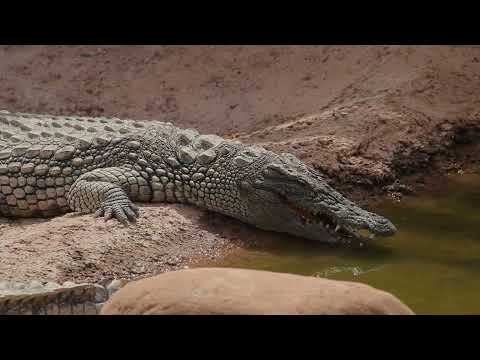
left=335, top=225, right=341, bottom=232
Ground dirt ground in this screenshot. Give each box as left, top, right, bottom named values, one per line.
left=0, top=45, right=479, bottom=283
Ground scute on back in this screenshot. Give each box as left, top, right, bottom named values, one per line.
left=0, top=111, right=148, bottom=149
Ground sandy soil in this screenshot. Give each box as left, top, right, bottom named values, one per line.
left=0, top=45, right=479, bottom=283
left=0, top=204, right=289, bottom=283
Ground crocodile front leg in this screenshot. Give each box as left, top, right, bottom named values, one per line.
left=66, top=167, right=146, bottom=224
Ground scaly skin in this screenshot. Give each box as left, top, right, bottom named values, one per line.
left=0, top=279, right=126, bottom=315
left=0, top=110, right=396, bottom=243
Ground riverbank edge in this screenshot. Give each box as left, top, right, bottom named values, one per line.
left=194, top=120, right=480, bottom=266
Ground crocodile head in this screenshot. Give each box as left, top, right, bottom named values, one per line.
left=239, top=152, right=396, bottom=244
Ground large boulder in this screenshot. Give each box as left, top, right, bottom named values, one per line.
left=100, top=268, right=414, bottom=315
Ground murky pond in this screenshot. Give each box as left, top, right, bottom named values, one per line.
left=211, top=173, right=480, bottom=314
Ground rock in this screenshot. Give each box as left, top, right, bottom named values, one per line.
left=101, top=268, right=414, bottom=315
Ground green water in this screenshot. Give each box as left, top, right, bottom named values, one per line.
left=212, top=173, right=480, bottom=314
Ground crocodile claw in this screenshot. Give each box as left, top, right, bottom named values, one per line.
left=94, top=202, right=139, bottom=225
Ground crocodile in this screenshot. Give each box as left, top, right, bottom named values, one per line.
left=0, top=109, right=396, bottom=243
left=0, top=279, right=128, bottom=315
